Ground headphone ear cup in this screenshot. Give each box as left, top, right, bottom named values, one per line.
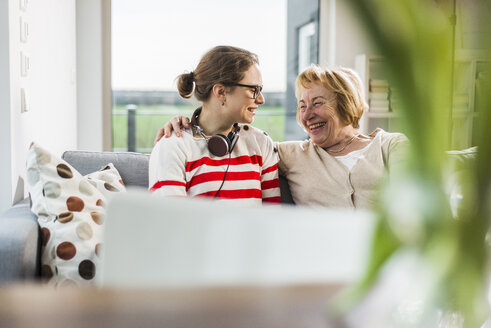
left=208, top=134, right=230, bottom=157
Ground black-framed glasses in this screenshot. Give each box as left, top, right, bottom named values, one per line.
left=232, top=83, right=263, bottom=99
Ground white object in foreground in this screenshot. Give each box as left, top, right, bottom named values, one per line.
left=99, top=189, right=375, bottom=288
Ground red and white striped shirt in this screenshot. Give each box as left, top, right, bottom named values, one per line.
left=149, top=125, right=281, bottom=205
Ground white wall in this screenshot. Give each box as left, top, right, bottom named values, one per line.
left=3, top=0, right=77, bottom=211
left=319, top=0, right=374, bottom=68
left=1, top=0, right=111, bottom=213
left=0, top=0, right=12, bottom=213
left=76, top=0, right=112, bottom=152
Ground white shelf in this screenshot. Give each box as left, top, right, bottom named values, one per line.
left=451, top=54, right=487, bottom=148
left=355, top=53, right=486, bottom=148
left=355, top=54, right=398, bottom=134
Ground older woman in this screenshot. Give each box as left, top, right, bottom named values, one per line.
left=156, top=65, right=408, bottom=208
left=278, top=65, right=407, bottom=208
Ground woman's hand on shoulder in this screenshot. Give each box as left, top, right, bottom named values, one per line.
left=153, top=115, right=191, bottom=145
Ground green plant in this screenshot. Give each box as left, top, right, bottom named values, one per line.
left=342, top=0, right=491, bottom=325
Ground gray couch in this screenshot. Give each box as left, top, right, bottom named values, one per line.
left=0, top=151, right=295, bottom=283
left=1, top=147, right=475, bottom=284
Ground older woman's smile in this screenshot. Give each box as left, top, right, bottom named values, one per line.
left=309, top=122, right=326, bottom=131
left=298, top=83, right=344, bottom=148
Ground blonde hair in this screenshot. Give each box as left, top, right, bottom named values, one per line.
left=295, top=65, right=368, bottom=129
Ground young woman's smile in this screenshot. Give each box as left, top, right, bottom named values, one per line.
left=226, top=64, right=264, bottom=124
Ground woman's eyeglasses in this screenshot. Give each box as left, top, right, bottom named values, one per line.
left=232, top=83, right=263, bottom=99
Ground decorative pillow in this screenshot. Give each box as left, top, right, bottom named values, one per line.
left=26, top=143, right=126, bottom=287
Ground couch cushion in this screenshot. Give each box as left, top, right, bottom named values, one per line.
left=62, top=151, right=150, bottom=189
left=445, top=147, right=477, bottom=217
left=446, top=146, right=477, bottom=171
left=279, top=176, right=294, bottom=204
left=62, top=150, right=295, bottom=202
left=27, top=143, right=126, bottom=287
left=0, top=199, right=40, bottom=283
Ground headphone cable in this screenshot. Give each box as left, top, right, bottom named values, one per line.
left=213, top=151, right=232, bottom=199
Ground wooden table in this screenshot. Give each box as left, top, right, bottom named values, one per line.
left=0, top=284, right=351, bottom=328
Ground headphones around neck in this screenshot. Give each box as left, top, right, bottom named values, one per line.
left=191, top=107, right=240, bottom=157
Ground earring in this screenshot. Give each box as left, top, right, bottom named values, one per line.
left=222, top=102, right=225, bottom=106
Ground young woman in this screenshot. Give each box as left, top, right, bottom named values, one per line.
left=149, top=46, right=281, bottom=205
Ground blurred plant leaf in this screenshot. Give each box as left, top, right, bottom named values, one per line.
left=341, top=0, right=491, bottom=325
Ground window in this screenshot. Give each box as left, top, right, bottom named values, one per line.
left=298, top=22, right=316, bottom=74
left=111, top=0, right=287, bottom=152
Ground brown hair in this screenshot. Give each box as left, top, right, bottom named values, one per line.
left=176, top=46, right=259, bottom=102
left=295, top=65, right=368, bottom=128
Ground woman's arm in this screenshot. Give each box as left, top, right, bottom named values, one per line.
left=149, top=137, right=188, bottom=197
left=385, top=133, right=410, bottom=177
left=153, top=116, right=191, bottom=145
left=260, top=136, right=281, bottom=204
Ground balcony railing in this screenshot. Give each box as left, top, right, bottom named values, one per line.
left=113, top=105, right=286, bottom=153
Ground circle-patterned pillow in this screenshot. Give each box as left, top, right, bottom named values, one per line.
left=27, top=143, right=126, bottom=287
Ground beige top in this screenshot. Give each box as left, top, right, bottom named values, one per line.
left=277, top=129, right=408, bottom=208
